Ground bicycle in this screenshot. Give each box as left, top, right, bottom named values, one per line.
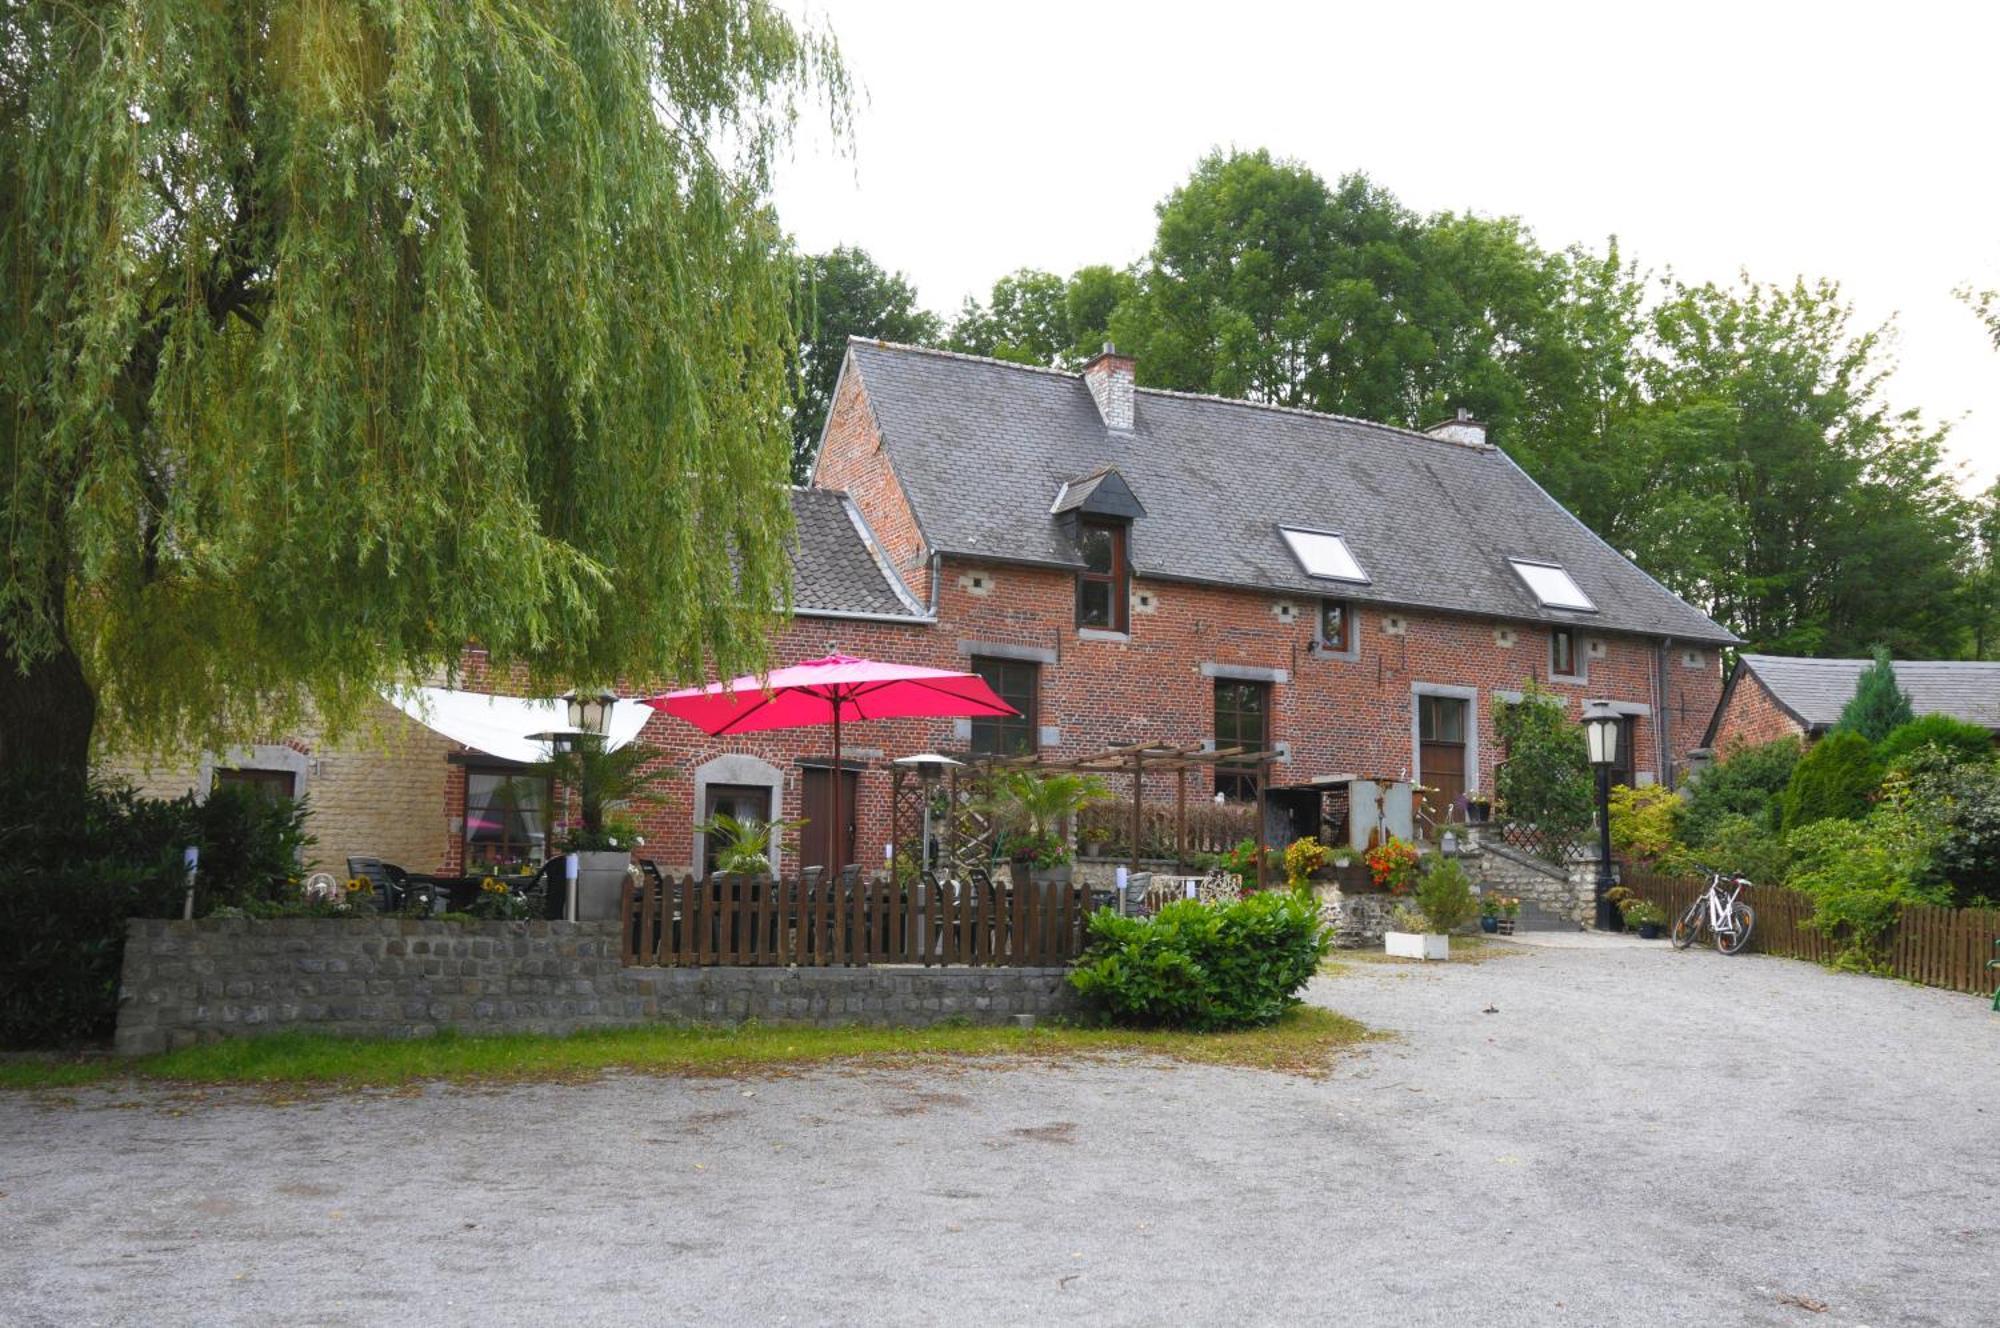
left=1671, top=867, right=1757, bottom=955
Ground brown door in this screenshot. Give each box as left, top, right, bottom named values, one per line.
left=799, top=766, right=859, bottom=873
left=1418, top=695, right=1469, bottom=826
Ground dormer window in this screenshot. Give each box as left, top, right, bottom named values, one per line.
left=1279, top=526, right=1369, bottom=583
left=1509, top=558, right=1595, bottom=612
left=1076, top=518, right=1129, bottom=632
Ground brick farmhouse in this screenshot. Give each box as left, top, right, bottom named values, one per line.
left=111, top=339, right=1738, bottom=880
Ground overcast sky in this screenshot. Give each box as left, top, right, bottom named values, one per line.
left=767, top=0, right=1999, bottom=492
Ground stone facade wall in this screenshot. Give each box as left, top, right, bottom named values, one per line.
left=1709, top=667, right=1808, bottom=755
left=113, top=918, right=1078, bottom=1055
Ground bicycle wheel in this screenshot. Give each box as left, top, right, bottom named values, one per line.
left=1714, top=901, right=1756, bottom=955
left=1671, top=897, right=1706, bottom=950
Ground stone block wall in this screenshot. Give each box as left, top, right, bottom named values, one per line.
left=114, top=918, right=1079, bottom=1056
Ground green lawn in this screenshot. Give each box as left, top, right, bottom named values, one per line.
left=0, top=1006, right=1371, bottom=1093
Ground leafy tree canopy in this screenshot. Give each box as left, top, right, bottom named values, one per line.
left=1, top=0, right=847, bottom=782
left=792, top=245, right=942, bottom=481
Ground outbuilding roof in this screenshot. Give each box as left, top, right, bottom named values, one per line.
left=787, top=487, right=925, bottom=620
left=1725, top=654, right=2000, bottom=734
left=836, top=340, right=1735, bottom=644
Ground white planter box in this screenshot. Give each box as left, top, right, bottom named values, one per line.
left=1384, top=930, right=1451, bottom=961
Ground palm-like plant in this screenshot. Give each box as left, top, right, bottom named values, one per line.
left=525, top=739, right=672, bottom=851
left=984, top=771, right=1111, bottom=865
left=695, top=812, right=803, bottom=876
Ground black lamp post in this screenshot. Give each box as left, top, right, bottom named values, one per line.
left=1581, top=701, right=1620, bottom=930
left=564, top=689, right=617, bottom=740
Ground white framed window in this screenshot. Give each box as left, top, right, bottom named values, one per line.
left=1279, top=526, right=1369, bottom=583
left=1509, top=558, right=1595, bottom=612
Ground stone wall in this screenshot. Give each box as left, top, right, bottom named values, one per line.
left=114, top=918, right=1080, bottom=1056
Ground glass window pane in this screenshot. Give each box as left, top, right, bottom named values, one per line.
left=1078, top=581, right=1111, bottom=627
left=1320, top=600, right=1346, bottom=650
left=1552, top=628, right=1575, bottom=675
left=1509, top=559, right=1595, bottom=611
left=1279, top=527, right=1369, bottom=582
left=1078, top=525, right=1114, bottom=574
left=1420, top=696, right=1467, bottom=743
left=971, top=658, right=1037, bottom=755
left=465, top=769, right=547, bottom=868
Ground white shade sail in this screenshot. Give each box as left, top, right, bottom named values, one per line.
left=382, top=686, right=654, bottom=764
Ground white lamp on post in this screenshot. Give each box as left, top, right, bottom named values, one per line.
left=564, top=689, right=618, bottom=739
left=1581, top=701, right=1621, bottom=930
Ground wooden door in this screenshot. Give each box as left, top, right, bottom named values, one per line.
left=1418, top=695, right=1469, bottom=826
left=800, top=767, right=859, bottom=873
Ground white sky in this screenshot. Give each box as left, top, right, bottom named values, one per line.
left=768, top=0, right=2000, bottom=493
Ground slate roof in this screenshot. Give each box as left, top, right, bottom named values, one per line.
left=1733, top=654, right=2000, bottom=733
left=837, top=340, right=1735, bottom=644
left=787, top=487, right=925, bottom=619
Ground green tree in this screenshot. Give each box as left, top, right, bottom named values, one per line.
left=0, top=1, right=845, bottom=784
left=1492, top=684, right=1594, bottom=842
left=1834, top=648, right=1915, bottom=742
left=792, top=246, right=942, bottom=481
left=1780, top=731, right=1882, bottom=830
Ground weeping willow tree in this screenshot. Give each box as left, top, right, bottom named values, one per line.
left=0, top=1, right=846, bottom=783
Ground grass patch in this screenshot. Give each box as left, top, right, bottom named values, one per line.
left=0, top=1006, right=1371, bottom=1093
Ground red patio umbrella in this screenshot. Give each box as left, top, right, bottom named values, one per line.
left=643, top=653, right=1016, bottom=878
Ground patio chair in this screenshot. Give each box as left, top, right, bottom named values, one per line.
left=347, top=856, right=412, bottom=913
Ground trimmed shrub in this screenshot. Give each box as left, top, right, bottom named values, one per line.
left=1876, top=714, right=1995, bottom=772
left=1899, top=752, right=2000, bottom=907
left=1833, top=648, right=1914, bottom=743
left=1414, top=856, right=1476, bottom=933
left=1069, top=889, right=1330, bottom=1030
left=1681, top=737, right=1801, bottom=843
left=1779, top=731, right=1881, bottom=831
left=0, top=777, right=311, bottom=1048
left=1608, top=783, right=1681, bottom=863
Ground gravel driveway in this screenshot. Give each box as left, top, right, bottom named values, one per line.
left=4, top=939, right=1996, bottom=1327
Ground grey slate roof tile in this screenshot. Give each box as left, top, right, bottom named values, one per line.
left=844, top=340, right=1735, bottom=644
left=1739, top=654, right=2000, bottom=731
left=787, top=487, right=923, bottom=619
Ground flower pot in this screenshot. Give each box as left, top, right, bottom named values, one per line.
left=1480, top=916, right=1499, bottom=934
left=1031, top=863, right=1074, bottom=888
left=1638, top=922, right=1663, bottom=940
left=1385, top=931, right=1450, bottom=961
left=1465, top=802, right=1491, bottom=825
left=1496, top=918, right=1516, bottom=935
left=572, top=850, right=632, bottom=921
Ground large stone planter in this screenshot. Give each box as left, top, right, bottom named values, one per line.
left=573, top=850, right=632, bottom=921
left=1384, top=930, right=1450, bottom=961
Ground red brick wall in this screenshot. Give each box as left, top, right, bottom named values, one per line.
left=1708, top=667, right=1806, bottom=755
left=812, top=359, right=931, bottom=603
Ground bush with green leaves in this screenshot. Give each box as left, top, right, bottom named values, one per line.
left=1492, top=682, right=1593, bottom=839
left=1413, top=855, right=1477, bottom=933
left=1779, top=731, right=1881, bottom=831
left=0, top=777, right=312, bottom=1047
left=1681, top=738, right=1801, bottom=844
left=1608, top=783, right=1681, bottom=863
left=1069, top=889, right=1330, bottom=1030
left=1833, top=648, right=1914, bottom=743
left=1898, top=751, right=2000, bottom=907
left=1875, top=714, right=1995, bottom=772
left=1785, top=800, right=1948, bottom=970
left=1688, top=813, right=1793, bottom=885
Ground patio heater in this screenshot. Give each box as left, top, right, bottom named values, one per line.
left=891, top=753, right=962, bottom=875
left=1581, top=701, right=1621, bottom=930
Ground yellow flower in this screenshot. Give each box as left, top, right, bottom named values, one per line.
left=481, top=876, right=506, bottom=894
left=345, top=877, right=369, bottom=893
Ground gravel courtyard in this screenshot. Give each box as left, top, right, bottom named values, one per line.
left=4, top=939, right=1996, bottom=1327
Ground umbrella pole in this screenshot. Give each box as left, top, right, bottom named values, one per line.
left=828, top=704, right=842, bottom=879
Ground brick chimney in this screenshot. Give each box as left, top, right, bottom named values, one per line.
left=1424, top=407, right=1488, bottom=448
left=1083, top=342, right=1135, bottom=432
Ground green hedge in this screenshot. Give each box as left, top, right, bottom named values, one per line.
left=1068, top=889, right=1330, bottom=1031
left=0, top=777, right=310, bottom=1048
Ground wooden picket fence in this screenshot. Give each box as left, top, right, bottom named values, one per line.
left=1624, top=870, right=2000, bottom=997
left=619, top=872, right=1088, bottom=968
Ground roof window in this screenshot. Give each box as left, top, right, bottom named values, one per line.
left=1509, top=559, right=1595, bottom=612
left=1279, top=527, right=1369, bottom=584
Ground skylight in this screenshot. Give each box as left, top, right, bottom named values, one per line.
left=1279, top=527, right=1369, bottom=584
left=1509, top=559, right=1595, bottom=612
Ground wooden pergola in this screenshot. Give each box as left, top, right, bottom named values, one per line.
left=961, top=740, right=1285, bottom=888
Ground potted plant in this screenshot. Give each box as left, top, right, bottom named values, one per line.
left=1498, top=895, right=1520, bottom=935
left=695, top=812, right=800, bottom=877
left=1479, top=893, right=1501, bottom=933
left=1621, top=898, right=1668, bottom=940
left=1465, top=790, right=1492, bottom=825
left=1384, top=856, right=1476, bottom=960
left=985, top=770, right=1110, bottom=888
left=529, top=738, right=668, bottom=920
left=1282, top=836, right=1330, bottom=889
left=1363, top=836, right=1421, bottom=895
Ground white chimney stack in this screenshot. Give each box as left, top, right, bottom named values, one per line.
left=1424, top=407, right=1489, bottom=448
left=1083, top=342, right=1135, bottom=432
